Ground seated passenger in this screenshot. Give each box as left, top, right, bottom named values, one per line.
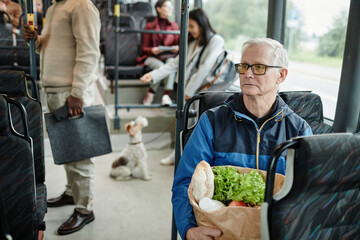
left=138, top=0, right=180, bottom=105
left=140, top=8, right=225, bottom=104
left=171, top=38, right=313, bottom=240
left=0, top=0, right=22, bottom=32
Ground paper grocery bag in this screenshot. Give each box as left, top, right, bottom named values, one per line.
left=188, top=166, right=285, bottom=240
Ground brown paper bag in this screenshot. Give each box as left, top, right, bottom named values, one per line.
left=188, top=166, right=285, bottom=240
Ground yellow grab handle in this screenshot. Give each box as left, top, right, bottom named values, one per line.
left=27, top=13, right=35, bottom=31
left=114, top=4, right=120, bottom=17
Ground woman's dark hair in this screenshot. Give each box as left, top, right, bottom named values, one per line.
left=188, top=8, right=216, bottom=46
left=155, top=0, right=170, bottom=17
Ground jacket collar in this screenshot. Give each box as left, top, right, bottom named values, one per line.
left=225, top=93, right=292, bottom=122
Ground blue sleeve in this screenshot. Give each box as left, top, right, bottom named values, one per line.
left=302, top=124, right=313, bottom=136
left=171, top=113, right=215, bottom=239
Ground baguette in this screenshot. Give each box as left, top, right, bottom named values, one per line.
left=192, top=160, right=214, bottom=203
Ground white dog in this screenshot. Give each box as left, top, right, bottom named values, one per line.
left=110, top=116, right=152, bottom=181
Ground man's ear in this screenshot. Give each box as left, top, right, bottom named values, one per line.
left=277, top=68, right=288, bottom=84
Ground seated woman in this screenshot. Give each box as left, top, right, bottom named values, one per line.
left=140, top=8, right=227, bottom=165
left=137, top=0, right=180, bottom=105
left=140, top=8, right=226, bottom=102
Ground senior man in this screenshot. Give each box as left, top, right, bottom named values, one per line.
left=171, top=38, right=313, bottom=240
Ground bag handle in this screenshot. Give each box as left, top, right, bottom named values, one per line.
left=198, top=58, right=230, bottom=91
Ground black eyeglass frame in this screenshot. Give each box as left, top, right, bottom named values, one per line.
left=235, top=63, right=283, bottom=75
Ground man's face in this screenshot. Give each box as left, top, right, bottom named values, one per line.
left=239, top=44, right=286, bottom=98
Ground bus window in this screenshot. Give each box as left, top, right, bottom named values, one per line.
left=203, top=0, right=351, bottom=120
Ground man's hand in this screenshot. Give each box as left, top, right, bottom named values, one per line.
left=140, top=73, right=152, bottom=83
left=67, top=95, right=84, bottom=117
left=21, top=24, right=38, bottom=43
left=186, top=226, right=222, bottom=240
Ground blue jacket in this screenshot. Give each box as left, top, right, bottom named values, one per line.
left=171, top=93, right=313, bottom=239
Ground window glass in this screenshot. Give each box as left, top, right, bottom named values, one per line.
left=203, top=0, right=350, bottom=120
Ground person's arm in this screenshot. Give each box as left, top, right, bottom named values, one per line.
left=68, top=3, right=100, bottom=115
left=185, top=35, right=224, bottom=97
left=301, top=122, right=313, bottom=136
left=148, top=55, right=179, bottom=84
left=172, top=113, right=221, bottom=239
left=142, top=23, right=155, bottom=55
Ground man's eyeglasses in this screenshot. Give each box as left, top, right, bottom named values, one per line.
left=235, top=63, right=282, bottom=75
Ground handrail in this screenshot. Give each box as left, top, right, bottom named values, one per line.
left=171, top=1, right=189, bottom=239
left=116, top=28, right=180, bottom=35
left=116, top=103, right=177, bottom=112
left=24, top=0, right=38, bottom=82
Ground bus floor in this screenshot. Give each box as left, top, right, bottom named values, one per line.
left=43, top=135, right=176, bottom=240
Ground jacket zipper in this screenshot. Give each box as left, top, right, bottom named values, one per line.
left=255, top=110, right=284, bottom=169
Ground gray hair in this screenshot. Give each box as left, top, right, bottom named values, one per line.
left=241, top=38, right=288, bottom=68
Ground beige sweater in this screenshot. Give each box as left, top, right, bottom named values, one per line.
left=35, top=0, right=100, bottom=100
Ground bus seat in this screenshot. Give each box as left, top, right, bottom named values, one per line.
left=279, top=91, right=334, bottom=134
left=0, top=11, right=15, bottom=70
left=0, top=191, right=12, bottom=239
left=0, top=70, right=45, bottom=184
left=0, top=95, right=37, bottom=240
left=181, top=91, right=332, bottom=151
left=261, top=133, right=360, bottom=240
left=97, top=0, right=127, bottom=54
left=181, top=91, right=235, bottom=152
left=104, top=13, right=145, bottom=80
left=127, top=1, right=152, bottom=28
left=0, top=70, right=47, bottom=232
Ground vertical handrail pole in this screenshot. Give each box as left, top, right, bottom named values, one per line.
left=333, top=0, right=360, bottom=132
left=172, top=1, right=189, bottom=239
left=266, top=0, right=286, bottom=44
left=24, top=0, right=38, bottom=98
left=113, top=0, right=121, bottom=129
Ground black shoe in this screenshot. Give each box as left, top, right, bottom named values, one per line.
left=47, top=192, right=75, bottom=207
left=57, top=210, right=95, bottom=235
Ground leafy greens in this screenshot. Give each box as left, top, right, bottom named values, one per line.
left=212, top=166, right=265, bottom=206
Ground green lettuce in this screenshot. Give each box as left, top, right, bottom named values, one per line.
left=212, top=167, right=265, bottom=206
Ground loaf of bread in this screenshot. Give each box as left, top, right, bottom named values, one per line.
left=192, top=160, right=214, bottom=203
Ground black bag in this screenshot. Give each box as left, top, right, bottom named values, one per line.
left=199, top=51, right=237, bottom=91
left=44, top=104, right=112, bottom=165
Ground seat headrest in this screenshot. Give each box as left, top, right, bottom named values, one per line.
left=294, top=133, right=360, bottom=189
left=199, top=92, right=234, bottom=116
left=279, top=91, right=323, bottom=122
left=0, top=70, right=27, bottom=96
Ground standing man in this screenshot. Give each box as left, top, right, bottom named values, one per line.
left=22, top=0, right=100, bottom=235
left=172, top=38, right=313, bottom=240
